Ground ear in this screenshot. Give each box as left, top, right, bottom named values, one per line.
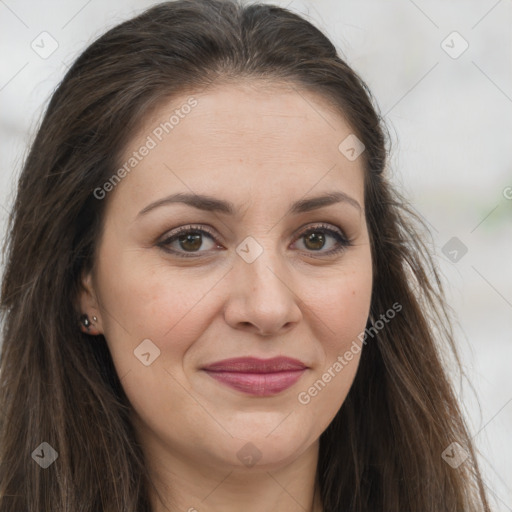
left=78, top=271, right=103, bottom=336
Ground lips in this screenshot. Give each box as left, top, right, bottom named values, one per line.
left=202, top=356, right=307, bottom=373
left=202, top=357, right=308, bottom=396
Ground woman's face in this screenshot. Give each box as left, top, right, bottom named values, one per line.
left=80, top=81, right=372, bottom=473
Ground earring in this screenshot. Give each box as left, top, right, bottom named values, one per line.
left=80, top=314, right=91, bottom=330
left=80, top=314, right=100, bottom=334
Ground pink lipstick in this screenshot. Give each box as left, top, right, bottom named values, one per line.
left=202, top=356, right=308, bottom=396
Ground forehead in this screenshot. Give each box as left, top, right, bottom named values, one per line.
left=109, top=81, right=365, bottom=215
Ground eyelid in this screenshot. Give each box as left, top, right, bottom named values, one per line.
left=291, top=222, right=347, bottom=241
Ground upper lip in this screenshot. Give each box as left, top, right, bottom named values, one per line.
left=202, top=356, right=308, bottom=373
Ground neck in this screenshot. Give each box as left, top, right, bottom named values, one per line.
left=143, top=437, right=323, bottom=512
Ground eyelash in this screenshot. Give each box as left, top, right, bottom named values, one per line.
left=157, top=223, right=352, bottom=259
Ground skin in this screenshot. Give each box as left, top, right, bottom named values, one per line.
left=79, top=81, right=373, bottom=512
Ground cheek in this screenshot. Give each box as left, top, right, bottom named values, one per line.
left=94, top=257, right=219, bottom=436
left=94, top=246, right=224, bottom=374
left=312, top=261, right=373, bottom=349
left=300, top=258, right=372, bottom=408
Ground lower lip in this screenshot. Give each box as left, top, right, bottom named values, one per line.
left=203, top=369, right=307, bottom=396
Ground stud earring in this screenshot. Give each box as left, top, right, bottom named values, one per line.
left=80, top=314, right=91, bottom=330
left=80, top=314, right=98, bottom=331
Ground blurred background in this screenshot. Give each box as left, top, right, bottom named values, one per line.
left=1, top=0, right=511, bottom=509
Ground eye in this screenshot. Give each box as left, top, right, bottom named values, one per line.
left=292, top=223, right=352, bottom=257
left=157, top=223, right=352, bottom=258
left=158, top=225, right=221, bottom=258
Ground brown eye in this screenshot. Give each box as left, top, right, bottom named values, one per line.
left=177, top=232, right=203, bottom=252
left=158, top=223, right=351, bottom=259
left=158, top=225, right=220, bottom=257
left=303, top=231, right=326, bottom=251
left=293, top=224, right=351, bottom=256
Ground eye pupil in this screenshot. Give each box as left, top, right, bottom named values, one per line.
left=179, top=233, right=202, bottom=251
left=304, top=232, right=325, bottom=250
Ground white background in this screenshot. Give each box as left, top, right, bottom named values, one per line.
left=1, top=0, right=511, bottom=509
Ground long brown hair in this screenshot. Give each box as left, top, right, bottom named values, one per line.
left=0, top=0, right=491, bottom=510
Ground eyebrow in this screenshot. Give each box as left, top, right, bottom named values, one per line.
left=137, top=191, right=362, bottom=218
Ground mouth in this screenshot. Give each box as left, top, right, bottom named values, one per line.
left=201, top=356, right=308, bottom=397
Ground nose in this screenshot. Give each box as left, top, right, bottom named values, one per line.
left=223, top=245, right=302, bottom=337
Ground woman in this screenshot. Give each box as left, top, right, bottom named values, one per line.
left=0, top=0, right=491, bottom=510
